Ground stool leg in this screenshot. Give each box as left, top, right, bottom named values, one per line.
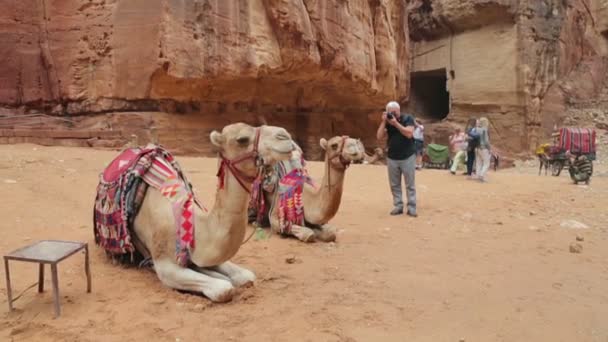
left=4, top=258, right=13, bottom=312
left=51, top=263, right=60, bottom=317
left=38, top=263, right=45, bottom=293
left=84, top=245, right=91, bottom=293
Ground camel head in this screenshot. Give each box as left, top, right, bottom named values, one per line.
left=210, top=123, right=295, bottom=183
left=320, top=136, right=365, bottom=168
left=373, top=147, right=384, bottom=157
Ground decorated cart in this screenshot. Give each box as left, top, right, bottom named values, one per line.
left=543, top=128, right=596, bottom=176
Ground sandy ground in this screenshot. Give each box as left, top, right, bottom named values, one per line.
left=0, top=144, right=607, bottom=342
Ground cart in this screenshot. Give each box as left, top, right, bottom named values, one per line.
left=546, top=128, right=596, bottom=176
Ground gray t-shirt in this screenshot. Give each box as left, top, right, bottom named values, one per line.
left=478, top=127, right=491, bottom=149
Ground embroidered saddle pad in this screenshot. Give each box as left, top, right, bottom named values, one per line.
left=273, top=148, right=315, bottom=234
left=93, top=144, right=203, bottom=265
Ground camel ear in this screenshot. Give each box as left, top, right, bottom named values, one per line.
left=210, top=131, right=224, bottom=147
left=320, top=138, right=328, bottom=150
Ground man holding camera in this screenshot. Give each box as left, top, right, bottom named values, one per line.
left=376, top=101, right=417, bottom=217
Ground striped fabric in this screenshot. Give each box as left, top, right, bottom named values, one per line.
left=559, top=128, right=596, bottom=155
left=569, top=156, right=593, bottom=183
left=142, top=156, right=202, bottom=265
left=273, top=150, right=316, bottom=234
left=94, top=144, right=203, bottom=266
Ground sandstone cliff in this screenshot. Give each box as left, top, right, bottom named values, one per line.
left=408, top=0, right=608, bottom=156
left=0, top=0, right=409, bottom=157
left=1, top=0, right=607, bottom=159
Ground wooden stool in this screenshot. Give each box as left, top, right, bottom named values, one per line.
left=4, top=240, right=91, bottom=317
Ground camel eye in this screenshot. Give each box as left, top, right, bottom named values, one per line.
left=331, top=143, right=339, bottom=150
left=236, top=137, right=250, bottom=145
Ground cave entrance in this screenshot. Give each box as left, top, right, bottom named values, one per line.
left=409, top=68, right=450, bottom=121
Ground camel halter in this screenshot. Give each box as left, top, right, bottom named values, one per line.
left=329, top=136, right=352, bottom=170
left=325, top=136, right=352, bottom=188
left=216, top=128, right=262, bottom=193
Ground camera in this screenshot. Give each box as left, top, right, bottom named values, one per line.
left=386, top=112, right=395, bottom=120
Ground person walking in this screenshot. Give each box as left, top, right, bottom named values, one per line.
left=465, top=118, right=479, bottom=176
left=475, top=117, right=492, bottom=182
left=376, top=101, right=417, bottom=217
left=449, top=127, right=467, bottom=175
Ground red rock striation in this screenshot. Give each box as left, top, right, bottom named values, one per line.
left=0, top=0, right=409, bottom=158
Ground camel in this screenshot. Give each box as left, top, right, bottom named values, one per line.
left=132, top=123, right=295, bottom=302
left=363, top=147, right=385, bottom=165
left=262, top=136, right=365, bottom=242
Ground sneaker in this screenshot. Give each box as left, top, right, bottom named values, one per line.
left=390, top=208, right=404, bottom=215
left=407, top=210, right=418, bottom=218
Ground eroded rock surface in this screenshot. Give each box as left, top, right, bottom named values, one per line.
left=0, top=0, right=409, bottom=158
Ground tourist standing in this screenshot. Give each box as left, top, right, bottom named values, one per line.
left=376, top=101, right=417, bottom=217
left=475, top=117, right=492, bottom=182
left=465, top=118, right=479, bottom=176
left=413, top=119, right=424, bottom=170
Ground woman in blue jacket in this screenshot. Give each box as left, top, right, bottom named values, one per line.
left=465, top=118, right=479, bottom=176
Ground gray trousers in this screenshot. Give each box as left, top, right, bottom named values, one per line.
left=387, top=155, right=416, bottom=211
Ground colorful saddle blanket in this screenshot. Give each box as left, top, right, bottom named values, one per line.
left=93, top=144, right=203, bottom=266
left=248, top=144, right=316, bottom=234
left=274, top=148, right=316, bottom=235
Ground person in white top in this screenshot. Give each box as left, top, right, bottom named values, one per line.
left=449, top=127, right=468, bottom=174
left=413, top=119, right=424, bottom=169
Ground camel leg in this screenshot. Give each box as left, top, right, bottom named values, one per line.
left=211, top=261, right=256, bottom=287
left=314, top=224, right=337, bottom=242
left=271, top=223, right=315, bottom=242
left=153, top=258, right=235, bottom=302
left=189, top=265, right=232, bottom=282
left=290, top=225, right=316, bottom=242
left=269, top=208, right=315, bottom=242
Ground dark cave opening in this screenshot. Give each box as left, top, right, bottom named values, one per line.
left=409, top=68, right=450, bottom=121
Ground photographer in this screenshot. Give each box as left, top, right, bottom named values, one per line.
left=376, top=101, right=417, bottom=217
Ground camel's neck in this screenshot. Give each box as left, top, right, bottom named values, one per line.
left=305, top=154, right=346, bottom=223
left=190, top=166, right=251, bottom=266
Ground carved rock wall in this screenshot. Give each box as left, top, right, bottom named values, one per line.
left=408, top=0, right=608, bottom=156
left=0, top=0, right=409, bottom=158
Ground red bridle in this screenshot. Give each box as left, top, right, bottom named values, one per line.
left=328, top=136, right=352, bottom=170
left=216, top=128, right=262, bottom=193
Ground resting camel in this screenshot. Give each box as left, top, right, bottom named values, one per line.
left=262, top=136, right=365, bottom=242
left=133, top=123, right=295, bottom=302
left=363, top=147, right=385, bottom=165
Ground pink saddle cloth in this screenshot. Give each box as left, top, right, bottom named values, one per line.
left=102, top=147, right=154, bottom=183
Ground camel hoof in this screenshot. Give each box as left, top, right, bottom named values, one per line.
left=290, top=228, right=316, bottom=242
left=205, top=280, right=235, bottom=303
left=230, top=269, right=256, bottom=287
left=315, top=226, right=337, bottom=243
left=301, top=233, right=316, bottom=243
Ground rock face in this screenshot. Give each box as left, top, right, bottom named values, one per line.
left=0, top=0, right=606, bottom=159
left=0, top=0, right=409, bottom=158
left=407, top=0, right=608, bottom=156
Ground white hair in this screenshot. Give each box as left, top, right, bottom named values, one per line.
left=386, top=101, right=400, bottom=112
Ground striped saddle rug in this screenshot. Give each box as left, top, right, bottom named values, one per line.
left=93, top=144, right=204, bottom=266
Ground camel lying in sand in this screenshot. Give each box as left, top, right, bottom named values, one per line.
left=132, top=123, right=295, bottom=302
left=358, top=147, right=384, bottom=165
left=256, top=136, right=364, bottom=242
